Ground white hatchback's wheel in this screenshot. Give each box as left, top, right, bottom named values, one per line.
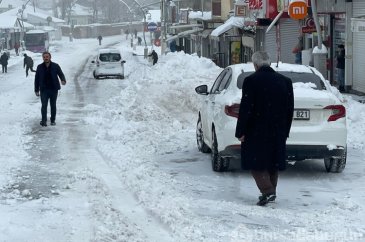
left=324, top=147, right=347, bottom=173
left=211, top=127, right=229, bottom=172
left=196, top=115, right=211, bottom=153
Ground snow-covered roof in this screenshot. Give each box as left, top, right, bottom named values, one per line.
left=26, top=29, right=46, bottom=34
left=211, top=16, right=246, bottom=37
left=98, top=48, right=120, bottom=54
left=166, top=28, right=203, bottom=42
left=0, top=0, right=25, bottom=9
left=0, top=8, right=22, bottom=28
left=0, top=15, right=19, bottom=28
left=71, top=4, right=92, bottom=16
left=26, top=10, right=65, bottom=23
left=189, top=11, right=212, bottom=20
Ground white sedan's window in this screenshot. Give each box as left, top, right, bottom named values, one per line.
left=236, top=71, right=325, bottom=90
left=99, top=53, right=121, bottom=62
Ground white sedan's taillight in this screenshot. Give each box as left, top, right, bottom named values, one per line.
left=224, top=104, right=240, bottom=118
left=324, top=105, right=346, bottom=122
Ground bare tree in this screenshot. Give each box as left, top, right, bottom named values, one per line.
left=56, top=0, right=77, bottom=24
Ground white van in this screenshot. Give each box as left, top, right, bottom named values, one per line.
left=92, top=49, right=126, bottom=79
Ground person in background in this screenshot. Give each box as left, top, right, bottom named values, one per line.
left=134, top=29, right=137, bottom=38
left=34, top=51, right=66, bottom=127
left=0, top=52, right=8, bottom=73
left=148, top=50, right=158, bottom=65
left=97, top=35, right=103, bottom=45
left=23, top=53, right=36, bottom=77
left=292, top=36, right=303, bottom=64
left=336, top=44, right=345, bottom=92
left=137, top=36, right=142, bottom=46
left=235, top=51, right=294, bottom=206
left=14, top=42, right=20, bottom=56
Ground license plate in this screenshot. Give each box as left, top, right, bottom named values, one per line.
left=294, top=109, right=310, bottom=120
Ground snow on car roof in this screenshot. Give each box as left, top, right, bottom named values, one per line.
left=230, top=62, right=314, bottom=74
left=98, top=49, right=120, bottom=54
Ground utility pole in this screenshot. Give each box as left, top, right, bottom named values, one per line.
left=20, top=0, right=32, bottom=43
left=201, top=0, right=204, bottom=16
left=161, top=0, right=167, bottom=55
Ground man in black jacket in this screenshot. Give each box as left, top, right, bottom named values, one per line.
left=148, top=50, right=158, bottom=65
left=23, top=54, right=36, bottom=77
left=235, top=51, right=294, bottom=206
left=0, top=52, right=8, bottom=73
left=34, top=51, right=66, bottom=127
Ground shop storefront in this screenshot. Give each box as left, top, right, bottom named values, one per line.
left=351, top=0, right=365, bottom=93
left=264, top=18, right=301, bottom=64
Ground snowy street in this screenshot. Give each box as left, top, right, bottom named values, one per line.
left=0, top=35, right=365, bottom=241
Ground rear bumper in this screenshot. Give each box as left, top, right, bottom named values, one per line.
left=286, top=145, right=346, bottom=160
left=220, top=144, right=346, bottom=160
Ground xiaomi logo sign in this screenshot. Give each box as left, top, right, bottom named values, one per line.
left=288, top=0, right=308, bottom=20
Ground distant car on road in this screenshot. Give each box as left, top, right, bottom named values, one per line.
left=92, top=48, right=126, bottom=79
left=195, top=63, right=347, bottom=173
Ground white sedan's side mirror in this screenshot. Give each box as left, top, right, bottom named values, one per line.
left=195, top=85, right=209, bottom=95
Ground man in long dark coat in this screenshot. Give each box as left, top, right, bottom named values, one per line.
left=0, top=52, right=8, bottom=73
left=235, top=51, right=294, bottom=206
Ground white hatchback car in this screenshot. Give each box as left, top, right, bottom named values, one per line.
left=195, top=63, right=347, bottom=173
left=92, top=48, right=126, bottom=79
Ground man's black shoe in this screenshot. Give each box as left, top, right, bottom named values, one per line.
left=40, top=121, right=47, bottom=127
left=259, top=193, right=276, bottom=202
left=50, top=121, right=56, bottom=126
left=257, top=193, right=276, bottom=206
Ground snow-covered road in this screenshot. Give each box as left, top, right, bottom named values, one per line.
left=0, top=35, right=365, bottom=241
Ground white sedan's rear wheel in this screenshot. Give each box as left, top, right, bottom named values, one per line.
left=324, top=147, right=347, bottom=173
left=211, top=127, right=229, bottom=172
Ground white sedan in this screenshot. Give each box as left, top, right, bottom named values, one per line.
left=195, top=63, right=347, bottom=173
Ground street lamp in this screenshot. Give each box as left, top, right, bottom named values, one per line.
left=120, top=0, right=149, bottom=57
left=19, top=0, right=32, bottom=44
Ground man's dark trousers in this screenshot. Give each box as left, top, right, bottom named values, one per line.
left=40, top=89, right=58, bottom=123
left=26, top=66, right=35, bottom=77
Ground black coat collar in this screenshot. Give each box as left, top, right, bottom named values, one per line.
left=257, top=65, right=274, bottom=73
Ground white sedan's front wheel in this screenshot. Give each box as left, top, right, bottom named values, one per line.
left=196, top=115, right=211, bottom=153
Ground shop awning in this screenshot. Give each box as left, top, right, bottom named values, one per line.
left=166, top=28, right=203, bottom=42
left=210, top=16, right=246, bottom=37
left=169, top=24, right=203, bottom=29
left=200, top=29, right=213, bottom=38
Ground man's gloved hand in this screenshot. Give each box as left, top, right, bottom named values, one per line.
left=35, top=91, right=40, bottom=97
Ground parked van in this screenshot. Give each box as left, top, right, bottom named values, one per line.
left=92, top=48, right=126, bottom=79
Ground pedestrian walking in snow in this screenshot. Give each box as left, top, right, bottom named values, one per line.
left=14, top=42, right=20, bottom=56
left=23, top=54, right=36, bottom=77
left=0, top=52, right=8, bottom=73
left=34, top=51, right=66, bottom=127
left=97, top=35, right=103, bottom=45
left=148, top=50, right=158, bottom=65
left=235, top=51, right=294, bottom=206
